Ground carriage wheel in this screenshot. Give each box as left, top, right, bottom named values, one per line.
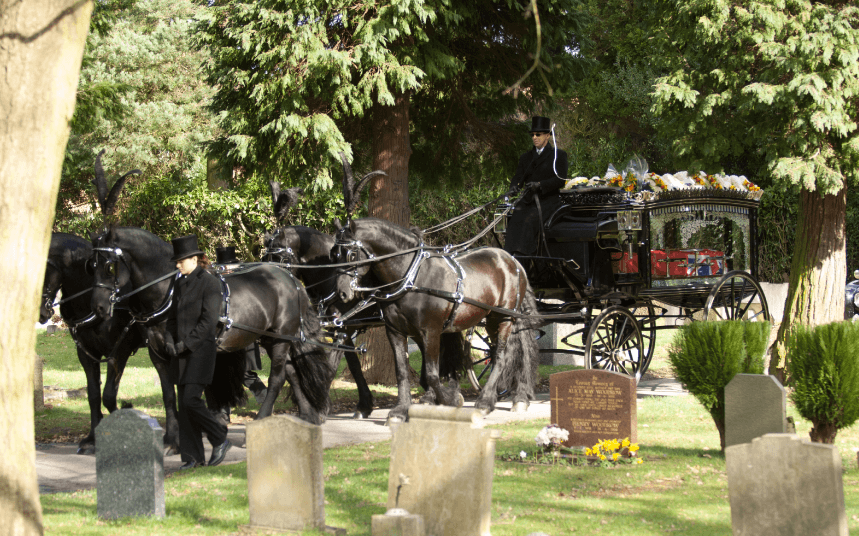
left=585, top=305, right=645, bottom=381
left=465, top=325, right=495, bottom=391
left=629, top=301, right=657, bottom=377
left=703, top=271, right=770, bottom=322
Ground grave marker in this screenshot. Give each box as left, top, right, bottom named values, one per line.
left=95, top=409, right=164, bottom=519
left=246, top=414, right=325, bottom=532
left=386, top=405, right=498, bottom=536
left=549, top=369, right=637, bottom=447
left=725, top=374, right=787, bottom=447
left=726, top=434, right=847, bottom=535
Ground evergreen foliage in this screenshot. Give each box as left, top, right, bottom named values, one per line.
left=58, top=0, right=219, bottom=227
left=649, top=0, right=859, bottom=192
left=668, top=320, right=771, bottom=449
left=788, top=321, right=859, bottom=444
left=194, top=0, right=589, bottom=187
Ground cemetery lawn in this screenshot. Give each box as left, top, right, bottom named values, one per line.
left=36, top=329, right=859, bottom=534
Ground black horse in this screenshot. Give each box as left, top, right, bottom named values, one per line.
left=39, top=232, right=165, bottom=454
left=262, top=223, right=377, bottom=418
left=89, top=227, right=333, bottom=424
left=333, top=217, right=540, bottom=423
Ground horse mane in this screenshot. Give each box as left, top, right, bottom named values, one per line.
left=351, top=218, right=423, bottom=250
left=49, top=233, right=92, bottom=268
left=97, top=226, right=173, bottom=263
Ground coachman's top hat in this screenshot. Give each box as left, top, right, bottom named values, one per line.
left=215, top=246, right=239, bottom=265
left=170, top=235, right=204, bottom=263
left=530, top=116, right=552, bottom=133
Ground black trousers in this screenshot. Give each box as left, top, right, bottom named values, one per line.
left=178, top=383, right=228, bottom=465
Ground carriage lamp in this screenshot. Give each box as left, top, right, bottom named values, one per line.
left=617, top=210, right=642, bottom=231
left=854, top=269, right=859, bottom=280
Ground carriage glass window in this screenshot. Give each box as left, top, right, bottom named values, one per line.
left=648, top=205, right=749, bottom=286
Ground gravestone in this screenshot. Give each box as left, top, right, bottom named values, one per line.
left=725, top=374, right=787, bottom=447
left=549, top=369, right=636, bottom=447
left=538, top=323, right=582, bottom=366
left=246, top=414, right=325, bottom=532
left=386, top=405, right=498, bottom=536
left=95, top=409, right=164, bottom=519
left=726, top=434, right=847, bottom=535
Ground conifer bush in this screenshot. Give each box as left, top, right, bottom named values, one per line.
left=788, top=321, right=859, bottom=444
left=668, top=320, right=771, bottom=450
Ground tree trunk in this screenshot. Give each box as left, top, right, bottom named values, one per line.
left=357, top=90, right=413, bottom=386
left=769, top=187, right=847, bottom=382
left=0, top=1, right=92, bottom=533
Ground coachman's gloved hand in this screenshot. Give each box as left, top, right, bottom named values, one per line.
left=175, top=341, right=187, bottom=355
left=165, top=342, right=177, bottom=358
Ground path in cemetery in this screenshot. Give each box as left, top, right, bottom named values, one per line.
left=35, top=378, right=684, bottom=494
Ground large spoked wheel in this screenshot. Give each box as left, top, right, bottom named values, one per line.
left=629, top=301, right=657, bottom=378
left=704, top=271, right=771, bottom=322
left=465, top=325, right=495, bottom=391
left=585, top=305, right=645, bottom=381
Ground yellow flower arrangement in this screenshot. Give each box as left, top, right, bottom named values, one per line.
left=743, top=179, right=761, bottom=192
left=585, top=437, right=643, bottom=466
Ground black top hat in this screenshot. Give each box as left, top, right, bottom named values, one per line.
left=215, top=246, right=239, bottom=265
left=170, top=235, right=205, bottom=263
left=530, top=116, right=552, bottom=133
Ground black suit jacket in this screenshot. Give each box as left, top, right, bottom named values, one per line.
left=504, top=145, right=569, bottom=255
left=508, top=144, right=568, bottom=197
left=167, top=266, right=222, bottom=385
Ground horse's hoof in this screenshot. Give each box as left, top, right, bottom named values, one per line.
left=511, top=401, right=529, bottom=413
left=475, top=404, right=492, bottom=417
left=455, top=392, right=465, bottom=408
left=164, top=445, right=180, bottom=457
left=352, top=411, right=365, bottom=420
left=386, top=415, right=406, bottom=426
left=76, top=446, right=95, bottom=456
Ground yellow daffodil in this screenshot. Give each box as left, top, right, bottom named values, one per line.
left=621, top=438, right=630, bottom=448
left=612, top=453, right=620, bottom=461
left=628, top=444, right=640, bottom=453
left=636, top=459, right=643, bottom=464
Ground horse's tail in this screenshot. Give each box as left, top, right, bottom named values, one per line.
left=292, top=289, right=334, bottom=421
left=498, top=284, right=539, bottom=401
left=207, top=351, right=248, bottom=410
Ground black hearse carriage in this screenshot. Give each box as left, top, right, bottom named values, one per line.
left=482, top=180, right=770, bottom=383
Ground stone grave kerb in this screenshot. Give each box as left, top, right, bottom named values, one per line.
left=726, top=433, right=847, bottom=535
left=386, top=405, right=499, bottom=536
left=95, top=408, right=165, bottom=519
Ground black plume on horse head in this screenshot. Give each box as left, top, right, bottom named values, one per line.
left=269, top=181, right=304, bottom=223
left=92, top=149, right=141, bottom=216
left=339, top=152, right=385, bottom=219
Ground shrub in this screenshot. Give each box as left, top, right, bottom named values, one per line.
left=668, top=320, right=771, bottom=450
left=788, top=321, right=859, bottom=444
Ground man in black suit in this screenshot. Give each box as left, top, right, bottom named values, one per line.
left=504, top=116, right=569, bottom=256
left=165, top=235, right=231, bottom=469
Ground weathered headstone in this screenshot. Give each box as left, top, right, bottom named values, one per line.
left=95, top=409, right=164, bottom=519
left=726, top=434, right=847, bottom=535
left=34, top=354, right=44, bottom=411
left=386, top=405, right=498, bottom=536
left=371, top=510, right=426, bottom=536
left=538, top=323, right=582, bottom=366
left=725, top=374, right=787, bottom=447
left=247, top=414, right=325, bottom=532
left=549, top=369, right=637, bottom=447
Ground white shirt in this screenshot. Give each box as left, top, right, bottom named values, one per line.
left=536, top=147, right=544, bottom=155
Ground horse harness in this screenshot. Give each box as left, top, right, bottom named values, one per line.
left=333, top=233, right=528, bottom=330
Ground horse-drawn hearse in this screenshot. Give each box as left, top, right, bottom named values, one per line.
left=466, top=168, right=770, bottom=384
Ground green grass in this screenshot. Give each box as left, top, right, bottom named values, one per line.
left=39, top=394, right=859, bottom=535
left=36, top=327, right=859, bottom=535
